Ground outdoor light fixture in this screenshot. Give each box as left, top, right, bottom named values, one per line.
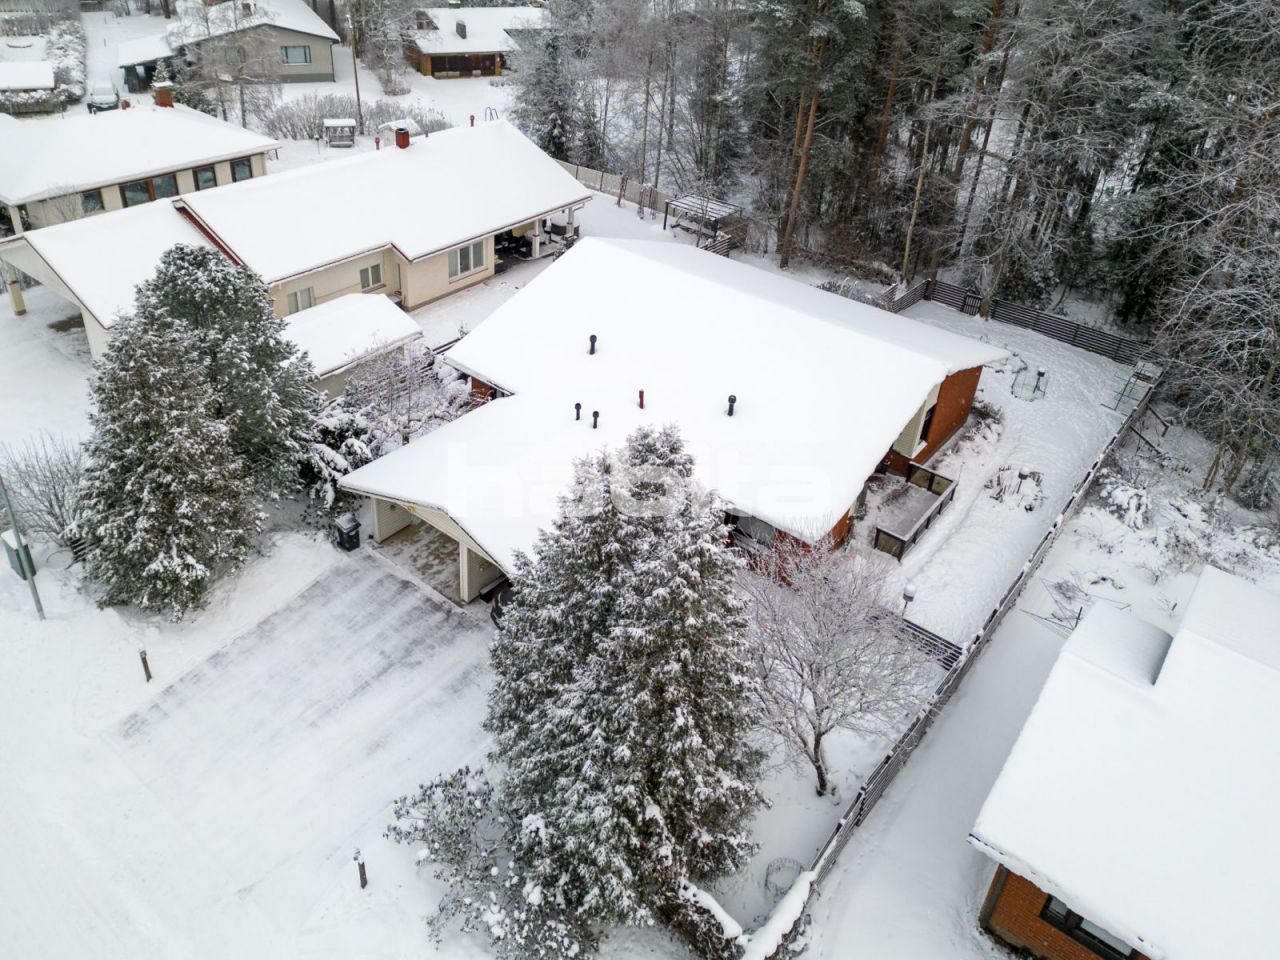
left=903, top=582, right=917, bottom=616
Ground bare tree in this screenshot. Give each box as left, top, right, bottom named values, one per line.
left=743, top=540, right=934, bottom=796
left=174, top=1, right=282, bottom=126
left=1, top=432, right=86, bottom=551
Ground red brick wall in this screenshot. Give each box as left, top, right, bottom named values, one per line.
left=983, top=869, right=1148, bottom=960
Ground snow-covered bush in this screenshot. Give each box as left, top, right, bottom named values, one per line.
left=1095, top=469, right=1151, bottom=530
left=0, top=431, right=85, bottom=551
left=260, top=94, right=448, bottom=141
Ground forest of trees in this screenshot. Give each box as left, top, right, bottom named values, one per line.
left=510, top=0, right=1279, bottom=499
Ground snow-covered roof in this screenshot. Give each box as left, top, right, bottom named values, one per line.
left=413, top=6, right=545, bottom=55
left=0, top=60, right=54, bottom=91
left=284, top=293, right=421, bottom=378
left=116, top=33, right=177, bottom=68
left=170, top=0, right=340, bottom=46
left=340, top=238, right=1007, bottom=566
left=0, top=105, right=279, bottom=205
left=970, top=567, right=1280, bottom=959
left=0, top=201, right=211, bottom=328
left=176, top=119, right=591, bottom=284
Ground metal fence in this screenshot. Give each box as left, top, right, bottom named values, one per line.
left=778, top=380, right=1160, bottom=951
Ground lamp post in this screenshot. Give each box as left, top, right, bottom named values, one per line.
left=902, top=582, right=917, bottom=618
left=347, top=15, right=364, bottom=135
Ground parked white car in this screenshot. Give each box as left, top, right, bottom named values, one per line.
left=86, top=82, right=119, bottom=113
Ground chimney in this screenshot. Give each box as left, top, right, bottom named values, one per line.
left=394, top=126, right=410, bottom=149
left=470, top=114, right=475, bottom=127
left=152, top=81, right=174, bottom=108
left=638, top=389, right=644, bottom=409
left=589, top=334, right=597, bottom=355
left=574, top=402, right=581, bottom=421
left=592, top=411, right=599, bottom=429
left=455, top=18, right=467, bottom=39
left=727, top=394, right=737, bottom=417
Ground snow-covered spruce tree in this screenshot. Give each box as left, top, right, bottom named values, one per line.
left=511, top=19, right=578, bottom=160
left=82, top=309, right=259, bottom=619
left=134, top=244, right=318, bottom=499
left=489, top=424, right=764, bottom=946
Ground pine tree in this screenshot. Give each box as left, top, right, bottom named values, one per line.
left=134, top=244, right=318, bottom=499
left=512, top=23, right=578, bottom=159
left=489, top=425, right=763, bottom=933
left=82, top=310, right=259, bottom=619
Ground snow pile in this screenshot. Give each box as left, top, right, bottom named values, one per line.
left=971, top=567, right=1280, bottom=959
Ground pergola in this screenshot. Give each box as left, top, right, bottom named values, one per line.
left=661, top=194, right=743, bottom=241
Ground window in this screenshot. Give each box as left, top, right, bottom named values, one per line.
left=120, top=174, right=179, bottom=207
left=152, top=173, right=179, bottom=199
left=194, top=166, right=218, bottom=191
left=121, top=180, right=153, bottom=207
left=733, top=513, right=776, bottom=547
left=1040, top=896, right=1135, bottom=960
left=447, top=239, right=486, bottom=279
left=918, top=402, right=937, bottom=445
left=286, top=287, right=314, bottom=314
left=281, top=45, right=312, bottom=64
left=80, top=190, right=104, bottom=214
left=231, top=158, right=253, bottom=182
left=360, top=263, right=383, bottom=289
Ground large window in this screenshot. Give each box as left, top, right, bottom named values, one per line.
left=360, top=263, right=383, bottom=289
left=231, top=158, right=253, bottom=183
left=281, top=45, right=312, bottom=65
left=1040, top=896, right=1135, bottom=960
left=80, top=190, right=104, bottom=214
left=194, top=165, right=218, bottom=191
left=733, top=513, right=776, bottom=547
left=447, top=239, right=486, bottom=280
left=286, top=287, right=314, bottom=314
left=120, top=174, right=179, bottom=207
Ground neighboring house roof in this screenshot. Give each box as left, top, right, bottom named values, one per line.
left=284, top=293, right=422, bottom=378
left=0, top=61, right=54, bottom=91
left=339, top=238, right=1008, bottom=569
left=0, top=200, right=212, bottom=328
left=0, top=105, right=280, bottom=206
left=175, top=119, right=591, bottom=284
left=970, top=567, right=1280, bottom=960
left=412, top=6, right=545, bottom=55
left=170, top=0, right=341, bottom=47
left=0, top=120, right=589, bottom=331
left=116, top=33, right=179, bottom=69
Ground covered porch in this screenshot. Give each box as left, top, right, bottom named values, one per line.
left=367, top=497, right=505, bottom=605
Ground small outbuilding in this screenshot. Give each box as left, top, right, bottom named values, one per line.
left=322, top=118, right=356, bottom=148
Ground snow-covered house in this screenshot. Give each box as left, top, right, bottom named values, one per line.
left=284, top=293, right=422, bottom=397
left=0, top=102, right=278, bottom=237
left=970, top=567, right=1280, bottom=960
left=116, top=0, right=341, bottom=90
left=407, top=6, right=545, bottom=78
left=0, top=119, right=590, bottom=359
left=338, top=238, right=1007, bottom=601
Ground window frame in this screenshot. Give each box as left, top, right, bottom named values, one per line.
left=447, top=239, right=486, bottom=280
left=359, top=263, right=383, bottom=290
left=1039, top=896, right=1135, bottom=960
left=230, top=157, right=254, bottom=183
left=281, top=44, right=312, bottom=65
left=120, top=179, right=155, bottom=208
left=286, top=287, right=315, bottom=314
left=918, top=402, right=938, bottom=445
left=151, top=173, right=179, bottom=199
left=80, top=189, right=104, bottom=214
left=194, top=165, right=218, bottom=191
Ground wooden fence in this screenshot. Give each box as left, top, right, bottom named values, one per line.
left=915, top=279, right=1156, bottom=366
left=778, top=380, right=1159, bottom=949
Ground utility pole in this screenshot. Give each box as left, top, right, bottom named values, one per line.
left=348, top=16, right=364, bottom=135
left=0, top=470, right=44, bottom=620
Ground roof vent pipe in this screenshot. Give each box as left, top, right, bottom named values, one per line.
left=592, top=411, right=599, bottom=430
left=638, top=389, right=644, bottom=409
left=589, top=334, right=597, bottom=355
left=575, top=402, right=581, bottom=421
left=727, top=394, right=736, bottom=417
